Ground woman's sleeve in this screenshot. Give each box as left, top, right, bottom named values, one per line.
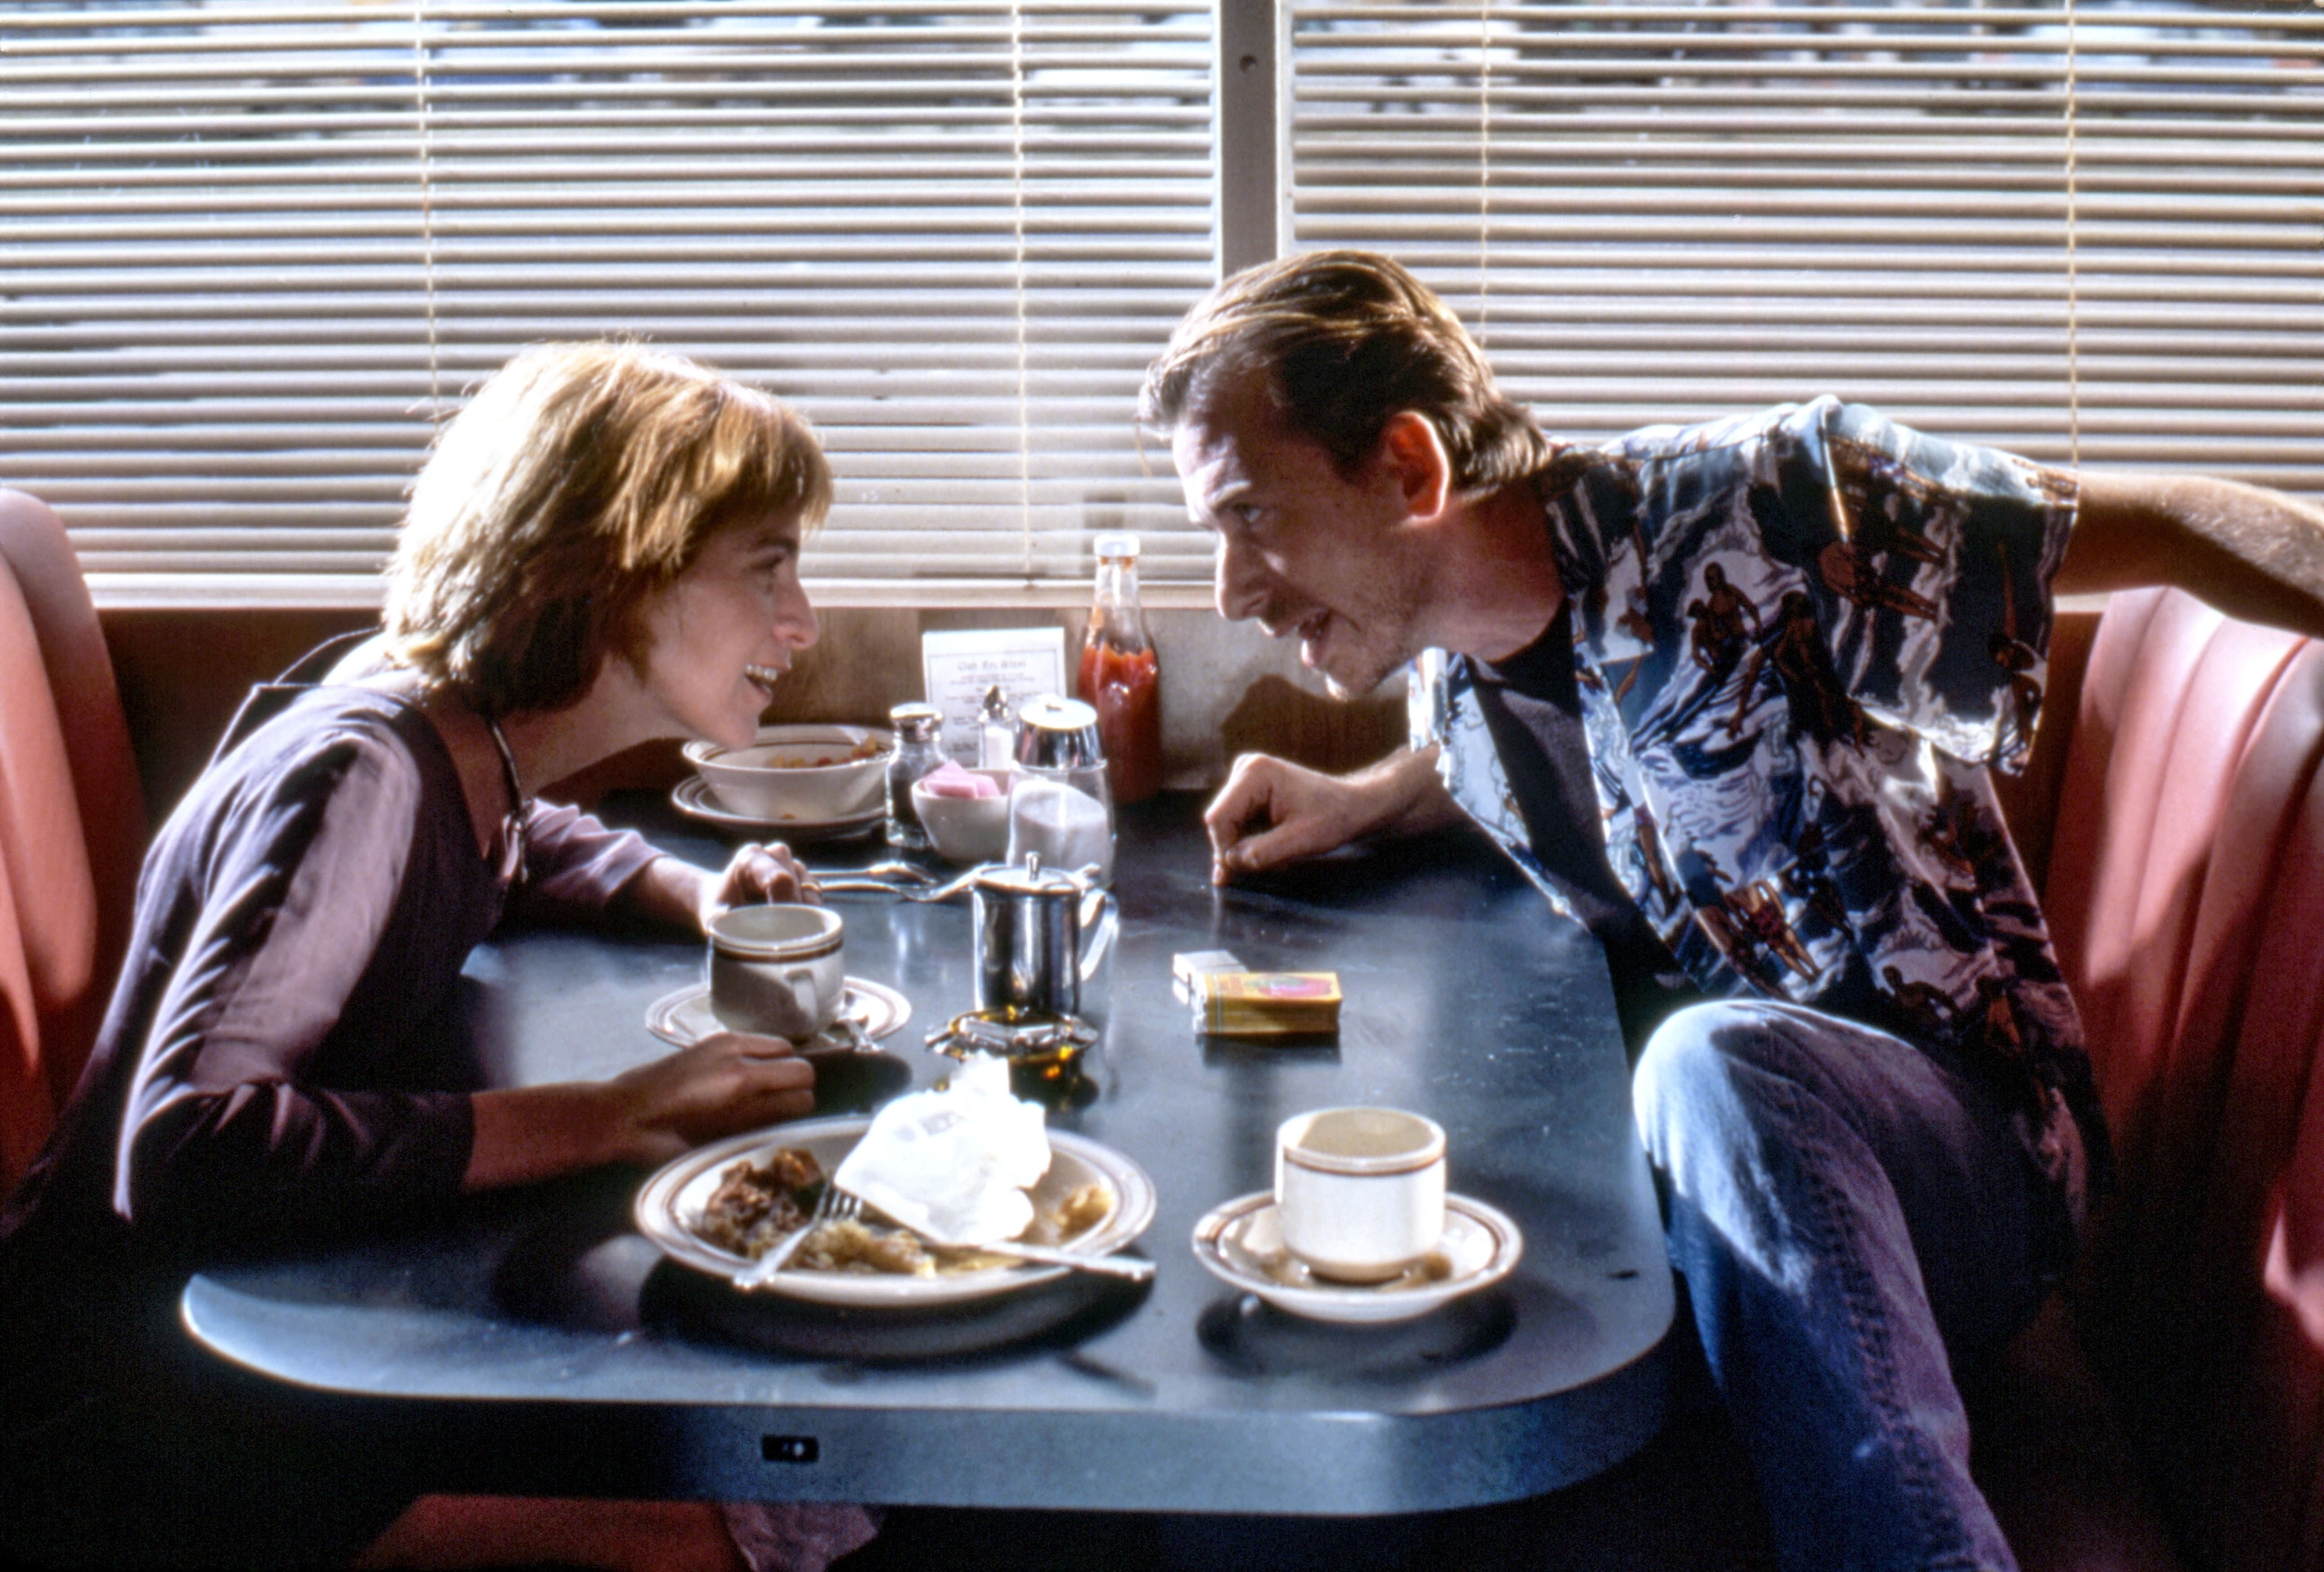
left=508, top=800, right=665, bottom=920
left=116, top=732, right=475, bottom=1241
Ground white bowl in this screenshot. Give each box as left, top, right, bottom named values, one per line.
left=684, top=725, right=891, bottom=823
left=912, top=768, right=1013, bottom=864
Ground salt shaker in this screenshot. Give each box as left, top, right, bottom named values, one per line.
left=978, top=685, right=1015, bottom=770
left=885, top=701, right=945, bottom=851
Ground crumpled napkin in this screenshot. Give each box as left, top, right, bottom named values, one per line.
left=832, top=1054, right=1050, bottom=1245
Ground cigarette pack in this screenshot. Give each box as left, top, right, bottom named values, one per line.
left=1193, top=971, right=1342, bottom=1037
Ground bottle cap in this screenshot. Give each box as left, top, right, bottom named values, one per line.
left=1093, top=533, right=1140, bottom=561
left=888, top=700, right=942, bottom=740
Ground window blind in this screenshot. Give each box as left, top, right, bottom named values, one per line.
left=0, top=2, right=1216, bottom=607
left=1291, top=1, right=2323, bottom=497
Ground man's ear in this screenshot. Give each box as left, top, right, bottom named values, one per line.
left=1373, top=411, right=1452, bottom=522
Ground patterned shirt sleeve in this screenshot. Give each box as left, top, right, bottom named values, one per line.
left=1568, top=398, right=2078, bottom=773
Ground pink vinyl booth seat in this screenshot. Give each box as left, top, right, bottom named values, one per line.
left=1988, top=586, right=2324, bottom=1572
left=0, top=490, right=146, bottom=1199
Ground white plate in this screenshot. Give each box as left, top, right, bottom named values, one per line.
left=635, top=1116, right=1159, bottom=1308
left=670, top=774, right=884, bottom=840
left=646, top=978, right=910, bottom=1050
left=1190, top=1191, right=1522, bottom=1324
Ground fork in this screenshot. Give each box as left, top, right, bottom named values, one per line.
left=735, top=1184, right=862, bottom=1290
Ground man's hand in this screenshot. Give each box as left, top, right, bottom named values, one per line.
left=1203, top=746, right=1461, bottom=883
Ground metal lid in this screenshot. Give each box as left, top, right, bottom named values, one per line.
left=970, top=855, right=1081, bottom=899
left=1012, top=694, right=1102, bottom=768
left=1093, top=532, right=1139, bottom=561
left=888, top=700, right=942, bottom=740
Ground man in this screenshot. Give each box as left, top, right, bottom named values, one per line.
left=1139, top=250, right=2324, bottom=1572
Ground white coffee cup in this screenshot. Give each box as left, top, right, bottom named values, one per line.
left=1274, top=1107, right=1447, bottom=1283
left=708, top=904, right=846, bottom=1040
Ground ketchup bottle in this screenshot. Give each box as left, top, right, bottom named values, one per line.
left=1078, top=532, right=1163, bottom=804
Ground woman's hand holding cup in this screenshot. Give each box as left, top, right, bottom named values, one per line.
left=700, top=839, right=818, bottom=929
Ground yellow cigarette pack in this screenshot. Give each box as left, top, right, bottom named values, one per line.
left=1193, top=971, right=1342, bottom=1037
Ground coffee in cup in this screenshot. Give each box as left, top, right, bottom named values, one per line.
left=1274, top=1107, right=1447, bottom=1283
left=708, top=904, right=846, bottom=1040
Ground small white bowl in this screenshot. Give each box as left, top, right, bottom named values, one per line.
left=684, top=725, right=891, bottom=823
left=912, top=768, right=1013, bottom=864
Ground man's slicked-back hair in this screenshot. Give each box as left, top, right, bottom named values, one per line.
left=1138, top=250, right=1550, bottom=492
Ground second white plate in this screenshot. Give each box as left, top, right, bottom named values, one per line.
left=636, top=1118, right=1159, bottom=1308
left=671, top=774, right=884, bottom=841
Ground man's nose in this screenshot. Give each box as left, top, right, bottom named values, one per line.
left=1214, top=536, right=1269, bottom=623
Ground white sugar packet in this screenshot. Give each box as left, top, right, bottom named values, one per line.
left=832, top=1054, right=1050, bottom=1245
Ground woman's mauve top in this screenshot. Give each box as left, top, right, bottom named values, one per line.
left=0, top=683, right=664, bottom=1298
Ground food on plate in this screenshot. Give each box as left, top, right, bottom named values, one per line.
left=688, top=1144, right=1116, bottom=1277
left=696, top=1145, right=826, bottom=1258
left=773, top=736, right=885, bottom=768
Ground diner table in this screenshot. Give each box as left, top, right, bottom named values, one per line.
left=178, top=791, right=1678, bottom=1518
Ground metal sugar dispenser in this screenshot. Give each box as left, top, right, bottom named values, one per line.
left=926, top=854, right=1111, bottom=1095
left=1005, top=693, right=1114, bottom=886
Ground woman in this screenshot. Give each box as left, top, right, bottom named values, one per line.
left=0, top=342, right=879, bottom=1570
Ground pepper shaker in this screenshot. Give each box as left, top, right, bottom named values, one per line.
left=884, top=701, right=945, bottom=852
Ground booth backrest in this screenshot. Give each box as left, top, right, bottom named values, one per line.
left=2040, top=586, right=2324, bottom=1572
left=0, top=491, right=145, bottom=1196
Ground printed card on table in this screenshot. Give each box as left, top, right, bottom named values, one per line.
left=920, top=627, right=1067, bottom=762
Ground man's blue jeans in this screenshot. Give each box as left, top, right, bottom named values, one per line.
left=1634, top=1001, right=2062, bottom=1572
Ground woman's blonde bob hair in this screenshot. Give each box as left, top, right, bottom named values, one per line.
left=384, top=340, right=831, bottom=717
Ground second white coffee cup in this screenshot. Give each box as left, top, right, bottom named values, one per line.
left=708, top=903, right=846, bottom=1040
left=1274, top=1107, right=1447, bottom=1283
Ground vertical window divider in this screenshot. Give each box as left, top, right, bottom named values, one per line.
left=411, top=0, right=442, bottom=424
left=1009, top=0, right=1032, bottom=580
left=1476, top=0, right=1491, bottom=348
left=1217, top=0, right=1290, bottom=278
left=2064, top=0, right=2081, bottom=477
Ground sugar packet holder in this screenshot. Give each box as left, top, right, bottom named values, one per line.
left=1171, top=949, right=1243, bottom=1004
left=1190, top=970, right=1342, bottom=1039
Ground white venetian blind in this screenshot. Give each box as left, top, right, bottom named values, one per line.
left=0, top=1, right=1215, bottom=607
left=1290, top=0, right=2324, bottom=496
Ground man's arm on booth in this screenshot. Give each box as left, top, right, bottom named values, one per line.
left=2060, top=471, right=2324, bottom=642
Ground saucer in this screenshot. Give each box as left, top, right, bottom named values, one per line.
left=647, top=977, right=910, bottom=1050
left=671, top=775, right=884, bottom=841
left=1190, top=1191, right=1522, bottom=1324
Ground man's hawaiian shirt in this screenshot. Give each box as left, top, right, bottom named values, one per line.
left=1414, top=396, right=2106, bottom=1219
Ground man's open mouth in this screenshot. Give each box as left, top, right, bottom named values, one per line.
left=745, top=664, right=784, bottom=697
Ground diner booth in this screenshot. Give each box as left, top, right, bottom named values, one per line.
left=6, top=3, right=2322, bottom=1569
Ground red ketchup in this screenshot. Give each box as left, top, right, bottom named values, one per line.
left=1079, top=533, right=1163, bottom=805
left=1079, top=637, right=1161, bottom=805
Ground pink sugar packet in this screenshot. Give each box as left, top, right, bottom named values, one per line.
left=919, top=759, right=1002, bottom=799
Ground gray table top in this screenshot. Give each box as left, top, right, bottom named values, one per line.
left=181, top=793, right=1675, bottom=1515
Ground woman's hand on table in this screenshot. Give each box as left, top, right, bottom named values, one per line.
left=463, top=1034, right=816, bottom=1188
left=1203, top=746, right=1463, bottom=883
left=601, top=1033, right=819, bottom=1166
